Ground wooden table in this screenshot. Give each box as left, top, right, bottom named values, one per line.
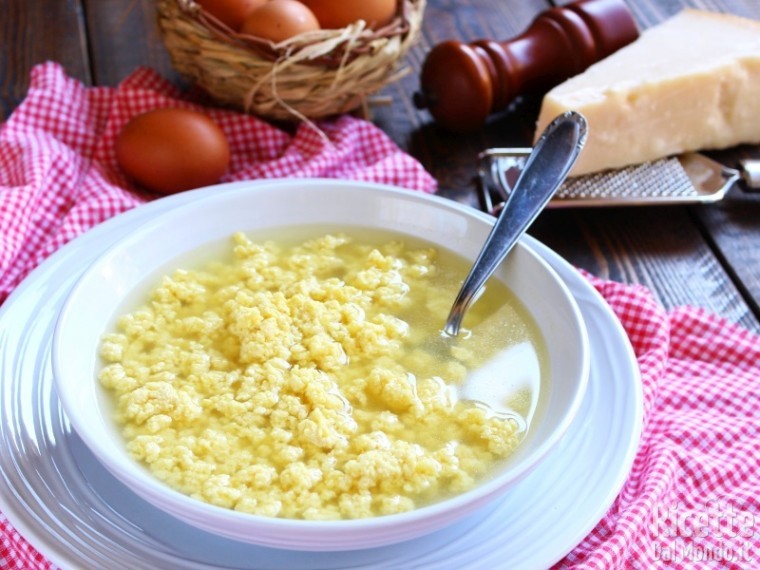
left=3, top=0, right=760, bottom=333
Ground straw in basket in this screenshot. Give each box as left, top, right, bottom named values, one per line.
left=156, top=0, right=427, bottom=121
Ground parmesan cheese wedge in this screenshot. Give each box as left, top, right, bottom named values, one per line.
left=535, top=9, right=760, bottom=176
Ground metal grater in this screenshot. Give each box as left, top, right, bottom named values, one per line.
left=477, top=148, right=760, bottom=213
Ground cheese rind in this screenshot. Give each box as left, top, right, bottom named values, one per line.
left=535, top=9, right=760, bottom=176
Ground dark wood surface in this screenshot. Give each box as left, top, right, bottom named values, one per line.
left=3, top=0, right=760, bottom=333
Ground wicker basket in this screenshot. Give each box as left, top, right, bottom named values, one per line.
left=157, top=0, right=426, bottom=121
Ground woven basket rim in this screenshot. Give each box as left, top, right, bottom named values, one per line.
left=175, top=0, right=421, bottom=68
left=157, top=0, right=426, bottom=120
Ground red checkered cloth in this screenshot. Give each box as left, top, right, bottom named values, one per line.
left=0, top=62, right=437, bottom=305
left=554, top=277, right=760, bottom=570
left=1, top=63, right=759, bottom=569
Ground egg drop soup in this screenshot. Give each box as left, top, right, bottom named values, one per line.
left=98, top=229, right=548, bottom=520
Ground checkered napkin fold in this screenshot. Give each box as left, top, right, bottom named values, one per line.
left=2, top=64, right=759, bottom=569
left=0, top=62, right=437, bottom=305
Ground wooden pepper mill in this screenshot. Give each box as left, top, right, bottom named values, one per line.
left=414, top=0, right=640, bottom=132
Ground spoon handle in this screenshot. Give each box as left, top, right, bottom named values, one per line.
left=444, top=110, right=588, bottom=336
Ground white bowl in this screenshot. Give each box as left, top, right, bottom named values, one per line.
left=52, top=179, right=589, bottom=551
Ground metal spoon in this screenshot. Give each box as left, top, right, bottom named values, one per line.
left=443, top=111, right=588, bottom=336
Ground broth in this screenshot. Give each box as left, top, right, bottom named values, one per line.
left=98, top=228, right=548, bottom=519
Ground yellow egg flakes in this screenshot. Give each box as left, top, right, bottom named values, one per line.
left=99, top=232, right=539, bottom=520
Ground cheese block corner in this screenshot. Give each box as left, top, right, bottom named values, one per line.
left=535, top=9, right=760, bottom=176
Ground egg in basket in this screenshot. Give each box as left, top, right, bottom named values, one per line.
left=157, top=0, right=426, bottom=121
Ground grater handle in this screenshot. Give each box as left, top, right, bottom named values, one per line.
left=739, top=159, right=760, bottom=191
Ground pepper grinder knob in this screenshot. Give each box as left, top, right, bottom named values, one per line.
left=413, top=0, right=640, bottom=132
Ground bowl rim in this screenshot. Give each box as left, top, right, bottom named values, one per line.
left=52, top=178, right=590, bottom=539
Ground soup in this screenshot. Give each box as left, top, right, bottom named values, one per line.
left=98, top=230, right=547, bottom=519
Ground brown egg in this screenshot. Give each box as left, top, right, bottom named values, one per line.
left=300, top=0, right=397, bottom=30
left=240, top=0, right=321, bottom=42
left=197, top=0, right=268, bottom=31
left=116, top=108, right=230, bottom=195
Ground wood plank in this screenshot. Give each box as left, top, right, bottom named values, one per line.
left=692, top=148, right=760, bottom=321
left=628, top=0, right=760, bottom=22
left=530, top=207, right=760, bottom=333
left=82, top=0, right=179, bottom=87
left=0, top=0, right=90, bottom=119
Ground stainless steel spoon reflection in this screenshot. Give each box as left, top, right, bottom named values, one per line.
left=444, top=111, right=589, bottom=336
